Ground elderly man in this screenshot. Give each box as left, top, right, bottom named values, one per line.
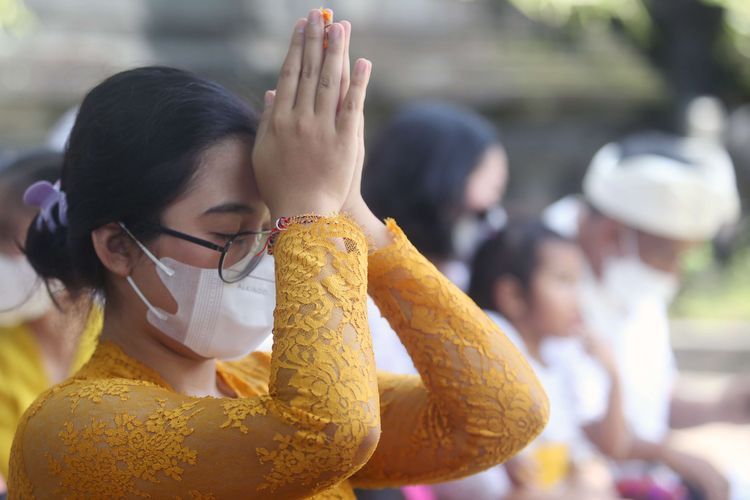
left=545, top=132, right=748, bottom=500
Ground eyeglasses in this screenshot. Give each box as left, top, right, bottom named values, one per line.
left=150, top=224, right=272, bottom=283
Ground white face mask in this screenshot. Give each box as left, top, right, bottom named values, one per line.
left=0, top=254, right=52, bottom=327
left=452, top=204, right=507, bottom=261
left=601, top=228, right=679, bottom=312
left=124, top=231, right=276, bottom=360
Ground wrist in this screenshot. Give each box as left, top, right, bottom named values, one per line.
left=629, top=438, right=667, bottom=462
left=605, top=364, right=620, bottom=382
left=269, top=201, right=340, bottom=222
left=266, top=214, right=327, bottom=255
left=344, top=199, right=393, bottom=250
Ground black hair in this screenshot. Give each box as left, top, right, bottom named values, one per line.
left=24, top=66, right=259, bottom=297
left=362, top=101, right=501, bottom=259
left=0, top=149, right=62, bottom=246
left=468, top=220, right=570, bottom=312
left=0, top=149, right=62, bottom=209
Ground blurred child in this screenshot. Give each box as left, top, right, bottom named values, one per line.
left=434, top=220, right=625, bottom=500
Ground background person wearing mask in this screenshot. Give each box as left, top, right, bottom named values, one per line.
left=544, top=132, right=750, bottom=500
left=0, top=150, right=101, bottom=486
left=363, top=101, right=508, bottom=291
left=356, top=103, right=509, bottom=500
left=361, top=102, right=508, bottom=376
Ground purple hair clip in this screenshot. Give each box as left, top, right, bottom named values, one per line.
left=23, top=180, right=68, bottom=232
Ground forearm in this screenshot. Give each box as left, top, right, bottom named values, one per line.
left=269, top=216, right=380, bottom=446
left=350, top=219, right=549, bottom=486
left=670, top=396, right=719, bottom=429
left=366, top=221, right=548, bottom=472
left=627, top=437, right=731, bottom=500
left=625, top=437, right=710, bottom=482
left=584, top=375, right=631, bottom=459
left=625, top=437, right=668, bottom=463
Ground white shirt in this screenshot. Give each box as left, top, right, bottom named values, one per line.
left=579, top=274, right=676, bottom=442
left=541, top=336, right=611, bottom=436
left=368, top=297, right=418, bottom=375
left=544, top=196, right=677, bottom=443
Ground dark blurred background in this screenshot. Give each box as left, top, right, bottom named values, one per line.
left=2, top=0, right=750, bottom=209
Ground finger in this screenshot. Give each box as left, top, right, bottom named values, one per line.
left=353, top=102, right=365, bottom=182
left=257, top=90, right=276, bottom=137
left=337, top=58, right=372, bottom=135
left=274, top=18, right=307, bottom=112
left=314, top=23, right=346, bottom=116
left=357, top=100, right=365, bottom=143
left=338, top=20, right=352, bottom=114
left=295, top=9, right=325, bottom=113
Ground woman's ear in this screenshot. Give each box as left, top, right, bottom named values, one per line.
left=492, top=276, right=528, bottom=321
left=91, top=223, right=140, bottom=278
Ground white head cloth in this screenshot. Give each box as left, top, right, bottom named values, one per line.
left=583, top=136, right=740, bottom=241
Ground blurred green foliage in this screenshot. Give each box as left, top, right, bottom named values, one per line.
left=672, top=242, right=750, bottom=320
left=0, top=0, right=34, bottom=34
left=506, top=0, right=653, bottom=43
left=705, top=0, right=750, bottom=90
left=509, top=0, right=750, bottom=91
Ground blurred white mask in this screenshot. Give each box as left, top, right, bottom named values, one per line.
left=0, top=254, right=52, bottom=327
left=601, top=228, right=679, bottom=312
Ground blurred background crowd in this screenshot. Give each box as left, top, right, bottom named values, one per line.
left=0, top=0, right=749, bottom=499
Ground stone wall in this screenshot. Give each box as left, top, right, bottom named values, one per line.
left=0, top=0, right=667, bottom=205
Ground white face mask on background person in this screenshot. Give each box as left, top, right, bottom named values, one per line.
left=600, top=228, right=680, bottom=312
left=0, top=254, right=52, bottom=327
left=452, top=204, right=507, bottom=262
left=124, top=230, right=276, bottom=360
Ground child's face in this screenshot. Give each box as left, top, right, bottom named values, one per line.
left=525, top=240, right=584, bottom=338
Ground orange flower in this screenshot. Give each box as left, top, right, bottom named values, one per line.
left=320, top=8, right=333, bottom=48
left=320, top=8, right=333, bottom=26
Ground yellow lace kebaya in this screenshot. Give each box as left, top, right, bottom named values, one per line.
left=0, top=310, right=101, bottom=478
left=8, top=216, right=548, bottom=499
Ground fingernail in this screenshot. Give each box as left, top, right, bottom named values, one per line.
left=329, top=23, right=342, bottom=40
left=309, top=9, right=321, bottom=24
left=264, top=91, right=275, bottom=107
left=355, top=59, right=368, bottom=75
left=295, top=19, right=307, bottom=33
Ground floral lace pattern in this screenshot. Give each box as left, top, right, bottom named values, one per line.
left=47, top=398, right=203, bottom=498
left=9, top=216, right=548, bottom=499
left=350, top=220, right=549, bottom=487
left=66, top=381, right=133, bottom=412
left=219, top=397, right=269, bottom=434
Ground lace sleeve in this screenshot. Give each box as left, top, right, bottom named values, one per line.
left=351, top=219, right=548, bottom=487
left=9, top=215, right=381, bottom=499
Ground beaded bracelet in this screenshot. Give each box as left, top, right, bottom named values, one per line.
left=266, top=214, right=323, bottom=254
